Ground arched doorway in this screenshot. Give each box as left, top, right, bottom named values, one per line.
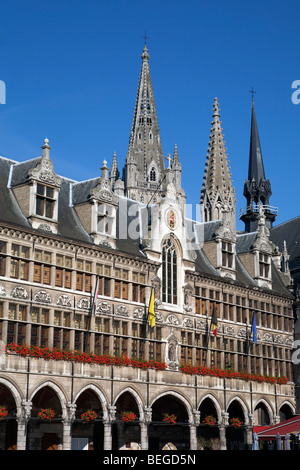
left=112, top=391, right=141, bottom=450
left=226, top=400, right=247, bottom=450
left=0, top=384, right=17, bottom=449
left=72, top=388, right=104, bottom=450
left=29, top=385, right=63, bottom=450
left=197, top=397, right=220, bottom=450
left=148, top=394, right=190, bottom=450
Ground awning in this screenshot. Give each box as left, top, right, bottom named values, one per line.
left=256, top=416, right=300, bottom=439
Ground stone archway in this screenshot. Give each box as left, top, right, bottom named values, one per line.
left=72, top=386, right=106, bottom=450
left=148, top=392, right=191, bottom=451
left=226, top=399, right=248, bottom=450
left=0, top=382, right=19, bottom=449
left=112, top=389, right=143, bottom=450
left=29, top=383, right=65, bottom=450
left=197, top=396, right=221, bottom=450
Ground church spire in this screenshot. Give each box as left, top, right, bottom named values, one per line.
left=124, top=44, right=165, bottom=204
left=200, top=98, right=236, bottom=231
left=240, top=97, right=277, bottom=232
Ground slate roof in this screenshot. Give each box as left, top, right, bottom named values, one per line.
left=0, top=155, right=295, bottom=295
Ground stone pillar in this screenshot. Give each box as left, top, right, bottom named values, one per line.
left=246, top=426, right=253, bottom=449
left=192, top=410, right=200, bottom=450
left=103, top=422, right=112, bottom=450
left=219, top=411, right=229, bottom=450
left=219, top=426, right=227, bottom=450
left=17, top=400, right=32, bottom=450
left=140, top=422, right=148, bottom=450
left=189, top=424, right=197, bottom=450
left=62, top=403, right=76, bottom=450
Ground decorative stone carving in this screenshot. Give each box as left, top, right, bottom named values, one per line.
left=224, top=325, right=235, bottom=336
left=11, top=286, right=28, bottom=300
left=274, top=334, right=283, bottom=344
left=33, top=290, right=51, bottom=304
left=0, top=284, right=6, bottom=296
left=165, top=332, right=179, bottom=370
left=77, top=297, right=90, bottom=310
left=166, top=314, right=179, bottom=326
left=28, top=140, right=62, bottom=187
left=96, top=301, right=111, bottom=315
left=108, top=405, right=117, bottom=422
left=262, top=332, right=273, bottom=343
left=133, top=307, right=145, bottom=320
left=144, top=407, right=152, bottom=424
left=116, top=305, right=129, bottom=317
left=38, top=223, right=53, bottom=233
left=57, top=294, right=72, bottom=307
left=182, top=317, right=193, bottom=328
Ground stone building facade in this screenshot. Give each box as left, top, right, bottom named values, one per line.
left=0, top=44, right=297, bottom=451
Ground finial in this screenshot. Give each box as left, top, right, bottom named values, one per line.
left=41, top=137, right=51, bottom=150
left=212, top=97, right=220, bottom=118
left=142, top=31, right=149, bottom=45
left=249, top=87, right=256, bottom=103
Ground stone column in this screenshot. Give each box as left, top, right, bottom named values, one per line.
left=62, top=403, right=76, bottom=450
left=103, top=422, right=112, bottom=450
left=191, top=410, right=200, bottom=450
left=140, top=422, right=148, bottom=450
left=140, top=406, right=152, bottom=450
left=17, top=400, right=32, bottom=450
left=219, top=412, right=229, bottom=450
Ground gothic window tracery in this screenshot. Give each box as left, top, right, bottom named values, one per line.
left=162, top=237, right=178, bottom=305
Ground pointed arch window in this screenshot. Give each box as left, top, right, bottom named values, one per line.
left=162, top=237, right=177, bottom=305
left=150, top=167, right=157, bottom=182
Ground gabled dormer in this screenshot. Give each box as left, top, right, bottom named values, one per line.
left=11, top=138, right=61, bottom=234
left=202, top=208, right=237, bottom=280
left=73, top=160, right=118, bottom=248
left=238, top=205, right=275, bottom=289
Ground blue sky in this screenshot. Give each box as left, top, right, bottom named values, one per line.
left=0, top=0, right=299, bottom=231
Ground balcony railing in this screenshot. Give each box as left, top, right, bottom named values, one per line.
left=239, top=204, right=278, bottom=218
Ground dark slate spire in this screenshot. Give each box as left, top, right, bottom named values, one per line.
left=240, top=97, right=277, bottom=232
left=248, top=100, right=266, bottom=184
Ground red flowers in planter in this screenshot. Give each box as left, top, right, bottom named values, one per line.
left=0, top=406, right=8, bottom=420
left=180, top=363, right=288, bottom=386
left=203, top=415, right=216, bottom=426
left=121, top=411, right=137, bottom=423
left=5, top=343, right=167, bottom=371
left=162, top=413, right=177, bottom=425
left=230, top=417, right=242, bottom=428
left=38, top=408, right=55, bottom=421
left=81, top=409, right=98, bottom=423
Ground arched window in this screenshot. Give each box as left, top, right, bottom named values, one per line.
left=149, top=167, right=156, bottom=181
left=162, top=237, right=177, bottom=304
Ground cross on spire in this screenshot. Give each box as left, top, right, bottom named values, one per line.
left=142, top=31, right=149, bottom=45
left=249, top=87, right=256, bottom=103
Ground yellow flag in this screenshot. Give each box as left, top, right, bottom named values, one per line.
left=148, top=289, right=155, bottom=328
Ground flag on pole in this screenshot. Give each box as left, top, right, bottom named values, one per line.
left=211, top=302, right=218, bottom=337
left=251, top=311, right=257, bottom=344
left=92, top=275, right=100, bottom=314
left=147, top=288, right=155, bottom=328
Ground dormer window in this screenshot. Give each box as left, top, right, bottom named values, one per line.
left=222, top=241, right=233, bottom=268
left=259, top=253, right=270, bottom=278
left=97, top=203, right=114, bottom=235
left=36, top=184, right=55, bottom=219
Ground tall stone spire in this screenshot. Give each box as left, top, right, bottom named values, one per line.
left=200, top=98, right=236, bottom=231
left=240, top=99, right=277, bottom=232
left=124, top=45, right=165, bottom=204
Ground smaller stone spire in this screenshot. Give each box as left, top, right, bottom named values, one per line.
left=110, top=152, right=120, bottom=185
left=200, top=98, right=236, bottom=231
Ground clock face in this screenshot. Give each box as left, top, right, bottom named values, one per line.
left=167, top=209, right=176, bottom=230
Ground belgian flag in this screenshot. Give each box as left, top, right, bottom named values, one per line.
left=211, top=303, right=218, bottom=337
left=147, top=288, right=155, bottom=328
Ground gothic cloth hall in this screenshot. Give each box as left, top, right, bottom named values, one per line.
left=0, top=44, right=299, bottom=451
